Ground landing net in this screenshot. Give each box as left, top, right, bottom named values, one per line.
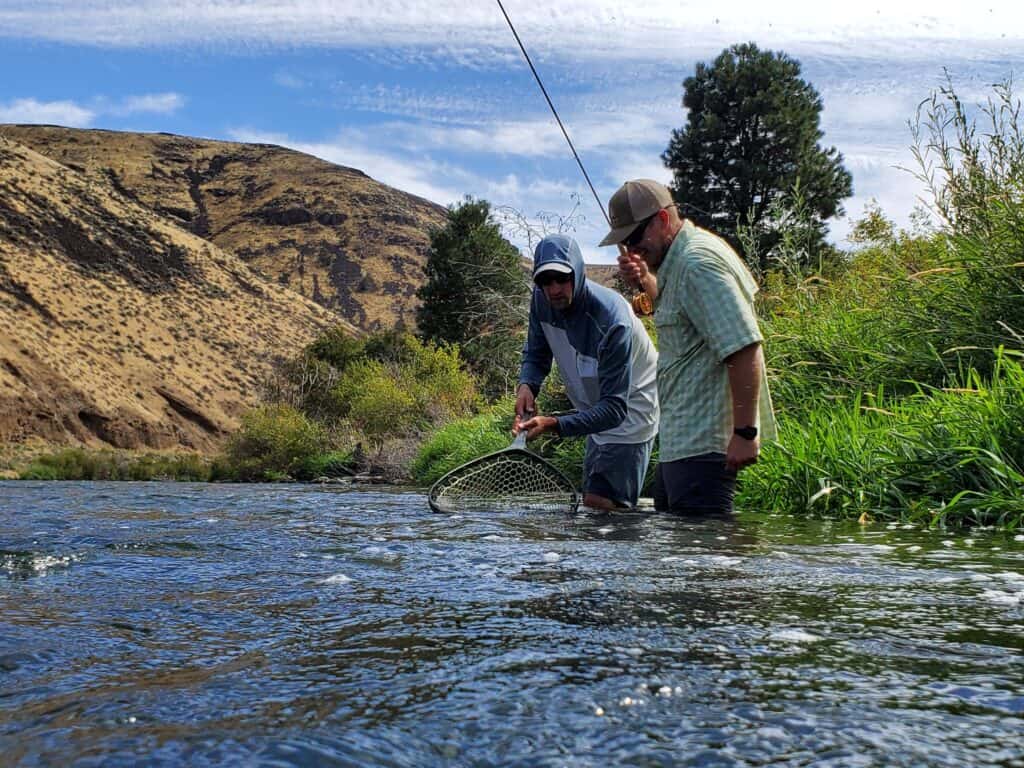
left=428, top=447, right=579, bottom=514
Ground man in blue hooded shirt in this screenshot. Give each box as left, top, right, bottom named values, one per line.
left=514, top=234, right=659, bottom=510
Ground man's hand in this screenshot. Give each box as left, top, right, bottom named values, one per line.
left=617, top=244, right=647, bottom=287
left=517, top=414, right=559, bottom=441
left=513, top=384, right=536, bottom=434
left=725, top=435, right=759, bottom=473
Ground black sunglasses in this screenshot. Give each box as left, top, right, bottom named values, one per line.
left=535, top=271, right=573, bottom=287
left=622, top=214, right=656, bottom=248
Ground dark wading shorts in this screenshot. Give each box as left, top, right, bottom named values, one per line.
left=582, top=436, right=654, bottom=509
left=653, top=453, right=737, bottom=515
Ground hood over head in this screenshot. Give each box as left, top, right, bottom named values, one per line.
left=532, top=234, right=585, bottom=302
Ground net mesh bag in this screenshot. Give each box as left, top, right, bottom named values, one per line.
left=428, top=442, right=579, bottom=514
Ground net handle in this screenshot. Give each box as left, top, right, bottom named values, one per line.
left=511, top=407, right=534, bottom=450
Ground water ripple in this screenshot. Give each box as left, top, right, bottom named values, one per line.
left=1, top=481, right=1022, bottom=766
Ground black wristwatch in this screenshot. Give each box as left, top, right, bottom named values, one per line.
left=734, top=425, right=758, bottom=441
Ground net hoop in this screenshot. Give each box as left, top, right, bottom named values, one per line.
left=428, top=444, right=579, bottom=514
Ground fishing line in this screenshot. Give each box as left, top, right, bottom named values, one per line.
left=494, top=0, right=611, bottom=228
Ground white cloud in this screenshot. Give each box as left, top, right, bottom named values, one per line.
left=273, top=72, right=307, bottom=89
left=828, top=145, right=932, bottom=241
left=0, top=97, right=94, bottom=126
left=116, top=92, right=184, bottom=115
left=0, top=93, right=184, bottom=126
left=225, top=126, right=467, bottom=207
left=2, top=1, right=1023, bottom=63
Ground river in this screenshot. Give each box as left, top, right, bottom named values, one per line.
left=1, top=481, right=1022, bottom=766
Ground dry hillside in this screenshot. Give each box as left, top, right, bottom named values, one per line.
left=0, top=135, right=354, bottom=451
left=0, top=125, right=447, bottom=331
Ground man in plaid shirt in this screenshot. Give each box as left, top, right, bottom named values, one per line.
left=601, top=179, right=776, bottom=515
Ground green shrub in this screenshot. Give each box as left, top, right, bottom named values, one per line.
left=296, top=450, right=355, bottom=480
left=308, top=326, right=366, bottom=369
left=221, top=404, right=326, bottom=481
left=345, top=365, right=420, bottom=450
left=331, top=334, right=478, bottom=447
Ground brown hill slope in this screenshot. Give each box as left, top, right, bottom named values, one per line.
left=0, top=125, right=447, bottom=331
left=0, top=135, right=353, bottom=451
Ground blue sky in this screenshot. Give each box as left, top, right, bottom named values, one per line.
left=2, top=2, right=1023, bottom=264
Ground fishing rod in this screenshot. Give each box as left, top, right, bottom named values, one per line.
left=494, top=0, right=611, bottom=229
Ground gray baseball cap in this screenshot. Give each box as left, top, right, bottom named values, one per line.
left=599, top=179, right=674, bottom=246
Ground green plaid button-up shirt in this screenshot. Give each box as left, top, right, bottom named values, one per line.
left=653, top=221, right=777, bottom=462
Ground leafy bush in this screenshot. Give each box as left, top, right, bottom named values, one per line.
left=220, top=404, right=326, bottom=481
left=307, top=326, right=366, bottom=369
left=341, top=361, right=420, bottom=449
left=296, top=450, right=355, bottom=480
left=331, top=334, right=478, bottom=448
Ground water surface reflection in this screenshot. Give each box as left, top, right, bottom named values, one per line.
left=1, top=482, right=1022, bottom=766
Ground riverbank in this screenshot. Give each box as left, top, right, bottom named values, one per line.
left=0, top=440, right=413, bottom=485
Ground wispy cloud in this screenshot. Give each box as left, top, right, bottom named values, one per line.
left=273, top=72, right=307, bottom=90
left=225, top=126, right=467, bottom=208
left=111, top=92, right=185, bottom=115
left=0, top=97, right=94, bottom=126
left=2, top=1, right=1022, bottom=63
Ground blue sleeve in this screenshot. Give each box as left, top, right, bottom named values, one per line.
left=518, top=293, right=552, bottom=395
left=556, top=322, right=631, bottom=437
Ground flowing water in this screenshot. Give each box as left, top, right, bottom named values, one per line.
left=1, top=481, right=1022, bottom=767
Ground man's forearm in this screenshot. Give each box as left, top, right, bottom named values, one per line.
left=725, top=342, right=762, bottom=429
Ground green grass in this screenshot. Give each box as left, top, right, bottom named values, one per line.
left=19, top=448, right=212, bottom=481
left=740, top=350, right=1024, bottom=529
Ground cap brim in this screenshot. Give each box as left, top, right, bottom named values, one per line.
left=598, top=222, right=640, bottom=247
left=533, top=263, right=573, bottom=277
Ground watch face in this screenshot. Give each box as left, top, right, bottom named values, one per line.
left=735, top=426, right=758, bottom=440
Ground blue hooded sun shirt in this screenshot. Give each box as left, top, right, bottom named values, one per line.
left=518, top=234, right=658, bottom=444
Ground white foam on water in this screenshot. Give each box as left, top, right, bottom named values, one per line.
left=906, top=545, right=922, bottom=552
left=997, top=571, right=1024, bottom=582
left=770, top=628, right=823, bottom=643
left=2, top=553, right=79, bottom=575
left=542, top=552, right=561, bottom=563
left=981, top=589, right=1023, bottom=606
left=709, top=556, right=743, bottom=567
left=598, top=526, right=615, bottom=535
left=481, top=535, right=503, bottom=542
left=321, top=574, right=353, bottom=585
left=941, top=540, right=956, bottom=547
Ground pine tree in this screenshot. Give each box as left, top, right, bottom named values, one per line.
left=663, top=42, right=853, bottom=272
left=416, top=197, right=530, bottom=398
